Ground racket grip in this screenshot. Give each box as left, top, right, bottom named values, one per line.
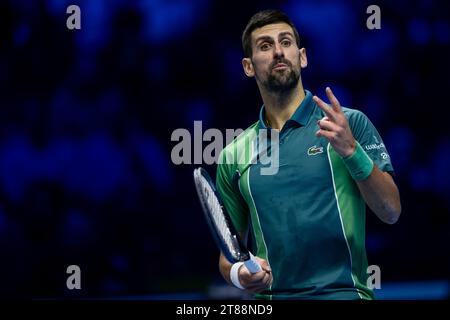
left=244, top=252, right=262, bottom=273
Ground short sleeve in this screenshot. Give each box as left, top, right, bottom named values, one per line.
left=346, top=109, right=395, bottom=175
left=216, top=149, right=249, bottom=233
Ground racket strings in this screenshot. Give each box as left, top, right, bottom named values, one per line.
left=199, top=177, right=237, bottom=255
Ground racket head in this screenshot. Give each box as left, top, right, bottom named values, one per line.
left=193, top=167, right=250, bottom=264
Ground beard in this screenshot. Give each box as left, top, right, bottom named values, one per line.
left=261, top=60, right=300, bottom=93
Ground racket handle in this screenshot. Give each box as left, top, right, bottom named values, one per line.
left=244, top=252, right=262, bottom=273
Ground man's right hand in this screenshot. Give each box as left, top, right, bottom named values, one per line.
left=238, top=257, right=273, bottom=293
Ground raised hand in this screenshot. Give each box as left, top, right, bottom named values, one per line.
left=313, top=87, right=356, bottom=158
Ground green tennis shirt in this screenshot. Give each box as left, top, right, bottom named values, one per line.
left=216, top=90, right=394, bottom=300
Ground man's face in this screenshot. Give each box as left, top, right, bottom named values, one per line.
left=242, top=23, right=307, bottom=92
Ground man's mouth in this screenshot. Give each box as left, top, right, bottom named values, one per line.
left=272, top=63, right=288, bottom=70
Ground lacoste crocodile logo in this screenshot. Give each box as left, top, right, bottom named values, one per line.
left=307, top=145, right=324, bottom=156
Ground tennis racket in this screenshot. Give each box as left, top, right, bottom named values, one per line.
left=193, top=167, right=262, bottom=273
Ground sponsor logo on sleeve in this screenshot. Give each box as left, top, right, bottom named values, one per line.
left=364, top=143, right=385, bottom=151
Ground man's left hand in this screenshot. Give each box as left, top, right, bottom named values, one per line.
left=313, top=87, right=356, bottom=158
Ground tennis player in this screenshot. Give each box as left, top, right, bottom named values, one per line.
left=216, top=9, right=401, bottom=299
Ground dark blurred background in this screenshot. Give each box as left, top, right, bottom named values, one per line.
left=0, top=0, right=449, bottom=299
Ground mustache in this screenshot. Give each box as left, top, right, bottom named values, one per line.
left=270, top=59, right=292, bottom=69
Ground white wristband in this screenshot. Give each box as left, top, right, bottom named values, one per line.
left=230, top=262, right=245, bottom=290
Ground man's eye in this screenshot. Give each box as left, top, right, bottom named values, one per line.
left=281, top=40, right=291, bottom=47
left=260, top=43, right=271, bottom=50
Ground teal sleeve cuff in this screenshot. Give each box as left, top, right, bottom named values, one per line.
left=342, top=142, right=374, bottom=181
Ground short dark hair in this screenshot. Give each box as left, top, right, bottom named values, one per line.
left=242, top=10, right=301, bottom=58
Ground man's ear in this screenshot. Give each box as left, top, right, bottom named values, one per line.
left=242, top=57, right=255, bottom=77
left=299, top=48, right=308, bottom=69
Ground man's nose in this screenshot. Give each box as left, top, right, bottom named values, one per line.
left=273, top=43, right=284, bottom=58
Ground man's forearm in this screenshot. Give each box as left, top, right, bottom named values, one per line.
left=219, top=253, right=233, bottom=285
left=356, top=164, right=401, bottom=224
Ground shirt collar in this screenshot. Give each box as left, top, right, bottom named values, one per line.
left=258, top=89, right=315, bottom=129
